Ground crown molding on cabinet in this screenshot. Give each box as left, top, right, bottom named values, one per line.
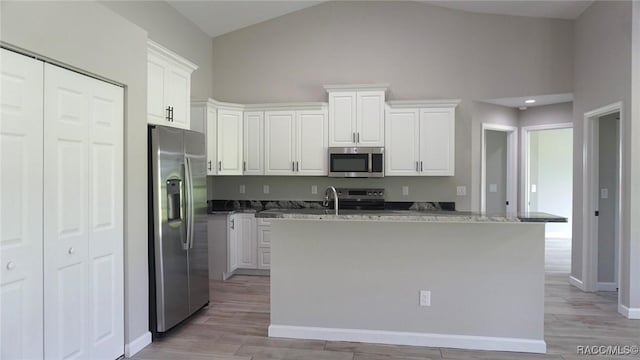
left=386, top=99, right=461, bottom=108
left=147, top=39, right=198, bottom=72
left=192, top=99, right=327, bottom=111
left=323, top=83, right=390, bottom=93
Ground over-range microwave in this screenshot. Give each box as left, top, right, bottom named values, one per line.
left=328, top=147, right=384, bottom=178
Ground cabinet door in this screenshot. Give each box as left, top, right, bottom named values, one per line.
left=236, top=215, right=257, bottom=269
left=217, top=109, right=243, bottom=175
left=385, top=108, right=420, bottom=176
left=257, top=226, right=271, bottom=247
left=296, top=110, right=328, bottom=175
left=147, top=52, right=168, bottom=125
left=206, top=106, right=217, bottom=175
left=243, top=111, right=264, bottom=175
left=265, top=111, right=296, bottom=175
left=356, top=90, right=385, bottom=147
left=164, top=64, right=190, bottom=129
left=228, top=215, right=238, bottom=272
left=328, top=92, right=357, bottom=146
left=257, top=248, right=271, bottom=270
left=0, top=49, right=44, bottom=360
left=419, top=108, right=455, bottom=176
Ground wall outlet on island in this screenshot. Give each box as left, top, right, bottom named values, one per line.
left=402, top=186, right=409, bottom=196
left=311, top=185, right=318, bottom=195
left=456, top=186, right=467, bottom=196
left=419, top=290, right=431, bottom=307
left=239, top=184, right=246, bottom=194
left=263, top=185, right=270, bottom=194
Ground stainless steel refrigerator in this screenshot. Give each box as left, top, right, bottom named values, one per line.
left=148, top=125, right=209, bottom=336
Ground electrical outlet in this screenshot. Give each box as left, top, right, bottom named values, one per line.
left=419, top=290, right=431, bottom=307
left=456, top=186, right=467, bottom=196
left=601, top=188, right=609, bottom=199
left=311, top=185, right=318, bottom=195
left=239, top=184, right=246, bottom=194
left=263, top=185, right=270, bottom=194
left=402, top=186, right=409, bottom=196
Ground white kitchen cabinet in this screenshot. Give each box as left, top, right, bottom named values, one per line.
left=243, top=111, right=265, bottom=175
left=265, top=108, right=328, bottom=176
left=385, top=100, right=459, bottom=176
left=225, top=213, right=271, bottom=272
left=326, top=85, right=387, bottom=147
left=258, top=248, right=271, bottom=270
left=257, top=225, right=271, bottom=270
left=217, top=108, right=244, bottom=175
left=191, top=100, right=218, bottom=175
left=147, top=40, right=197, bottom=130
left=237, top=214, right=258, bottom=268
left=1, top=49, right=125, bottom=359
left=228, top=215, right=239, bottom=272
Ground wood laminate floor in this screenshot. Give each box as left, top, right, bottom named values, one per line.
left=133, top=273, right=639, bottom=360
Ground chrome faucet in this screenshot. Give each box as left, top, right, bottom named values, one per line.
left=323, top=186, right=339, bottom=215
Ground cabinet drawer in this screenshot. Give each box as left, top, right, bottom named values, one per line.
left=257, top=226, right=271, bottom=247
left=258, top=248, right=271, bottom=269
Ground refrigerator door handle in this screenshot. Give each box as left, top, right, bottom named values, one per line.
left=183, top=158, right=192, bottom=250
left=185, top=156, right=196, bottom=249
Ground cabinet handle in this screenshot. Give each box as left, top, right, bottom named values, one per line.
left=292, top=161, right=295, bottom=172
left=231, top=219, right=235, bottom=230
left=208, top=160, right=212, bottom=171
left=416, top=161, right=419, bottom=172
left=420, top=161, right=423, bottom=172
left=166, top=106, right=171, bottom=121
left=357, top=132, right=360, bottom=143
left=296, top=161, right=299, bottom=172
left=6, top=261, right=15, bottom=270
left=218, top=161, right=222, bottom=171
left=170, top=106, right=174, bottom=122
left=352, top=132, right=356, bottom=143
left=243, top=161, right=246, bottom=172
left=68, top=247, right=75, bottom=255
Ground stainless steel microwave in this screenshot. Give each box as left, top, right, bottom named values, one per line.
left=328, top=147, right=384, bottom=178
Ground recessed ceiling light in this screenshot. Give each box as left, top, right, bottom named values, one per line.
left=525, top=99, right=536, bottom=104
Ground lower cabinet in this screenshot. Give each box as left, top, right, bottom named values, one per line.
left=228, top=213, right=270, bottom=272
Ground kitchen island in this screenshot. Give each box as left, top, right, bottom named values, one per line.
left=257, top=210, right=565, bottom=354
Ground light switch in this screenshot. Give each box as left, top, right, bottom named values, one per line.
left=239, top=184, right=246, bottom=194
left=263, top=185, right=270, bottom=194
left=601, top=188, right=609, bottom=199
left=489, top=184, right=498, bottom=193
left=456, top=186, right=467, bottom=196
left=402, top=186, right=409, bottom=196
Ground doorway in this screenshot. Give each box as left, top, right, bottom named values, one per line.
left=481, top=124, right=517, bottom=214
left=583, top=103, right=622, bottom=298
left=521, top=123, right=573, bottom=273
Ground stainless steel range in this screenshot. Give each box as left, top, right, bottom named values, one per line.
left=335, top=188, right=385, bottom=210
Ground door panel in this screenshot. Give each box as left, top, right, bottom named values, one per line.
left=419, top=108, right=455, bottom=176
left=185, top=130, right=209, bottom=313
left=165, top=66, right=190, bottom=129
left=385, top=109, right=419, bottom=176
left=0, top=48, right=44, bottom=360
left=217, top=110, right=243, bottom=175
left=328, top=92, right=356, bottom=146
left=356, top=91, right=385, bottom=147
left=88, top=78, right=124, bottom=358
left=297, top=110, right=328, bottom=176
left=237, top=215, right=257, bottom=268
left=243, top=112, right=264, bottom=175
left=265, top=111, right=296, bottom=175
left=44, top=63, right=90, bottom=360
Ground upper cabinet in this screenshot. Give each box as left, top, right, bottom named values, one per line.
left=217, top=107, right=244, bottom=175
left=326, top=85, right=387, bottom=147
left=147, top=40, right=197, bottom=130
left=243, top=111, right=265, bottom=175
left=385, top=100, right=459, bottom=176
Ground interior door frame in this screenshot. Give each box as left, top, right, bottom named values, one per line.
left=520, top=122, right=574, bottom=215
left=481, top=123, right=518, bottom=214
left=582, top=102, right=623, bottom=310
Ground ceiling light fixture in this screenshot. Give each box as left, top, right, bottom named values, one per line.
left=525, top=99, right=536, bottom=104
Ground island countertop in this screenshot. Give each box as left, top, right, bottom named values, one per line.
left=255, top=208, right=566, bottom=223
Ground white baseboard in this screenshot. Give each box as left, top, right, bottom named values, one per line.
left=545, top=232, right=571, bottom=239
left=569, top=275, right=586, bottom=291
left=596, top=282, right=618, bottom=292
left=125, top=331, right=151, bottom=358
left=618, top=304, right=640, bottom=319
left=268, top=325, right=546, bottom=354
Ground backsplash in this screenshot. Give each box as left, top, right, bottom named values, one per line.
left=207, top=176, right=462, bottom=203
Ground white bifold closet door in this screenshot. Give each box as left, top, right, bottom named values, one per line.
left=0, top=49, right=45, bottom=359
left=43, top=63, right=124, bottom=359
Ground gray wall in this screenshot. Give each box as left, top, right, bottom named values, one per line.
left=597, top=114, right=619, bottom=284
left=100, top=1, right=213, bottom=100
left=485, top=130, right=508, bottom=214
left=572, top=1, right=634, bottom=306
left=0, top=1, right=149, bottom=346
left=210, top=1, right=574, bottom=211
left=519, top=102, right=573, bottom=128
